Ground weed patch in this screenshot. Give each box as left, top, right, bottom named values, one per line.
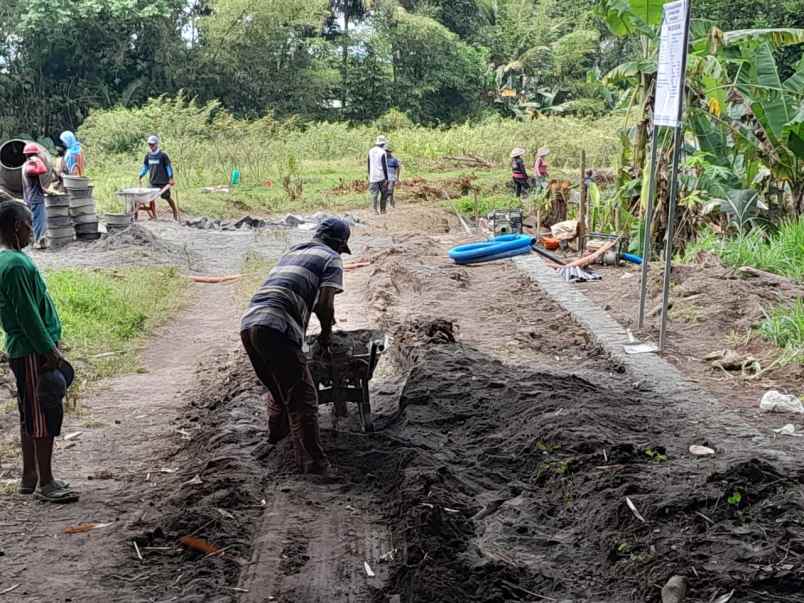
left=683, top=217, right=804, bottom=280
left=760, top=300, right=804, bottom=364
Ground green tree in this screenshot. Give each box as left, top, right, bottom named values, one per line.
left=192, top=0, right=337, bottom=119
left=0, top=0, right=187, bottom=137
left=380, top=6, right=490, bottom=124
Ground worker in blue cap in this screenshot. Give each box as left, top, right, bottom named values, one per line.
left=240, top=217, right=352, bottom=475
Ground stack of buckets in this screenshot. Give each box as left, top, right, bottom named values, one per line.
left=63, top=175, right=100, bottom=242
left=44, top=194, right=73, bottom=248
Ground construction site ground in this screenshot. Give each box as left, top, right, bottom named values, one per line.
left=0, top=203, right=802, bottom=603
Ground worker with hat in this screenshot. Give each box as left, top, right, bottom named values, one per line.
left=21, top=142, right=50, bottom=248
left=138, top=135, right=178, bottom=221
left=510, top=147, right=529, bottom=198
left=368, top=135, right=389, bottom=214
left=533, top=147, right=550, bottom=193
left=385, top=145, right=401, bottom=209
left=240, top=217, right=352, bottom=475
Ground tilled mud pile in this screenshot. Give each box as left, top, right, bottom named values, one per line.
left=329, top=334, right=804, bottom=602
left=107, top=326, right=804, bottom=602
left=105, top=354, right=269, bottom=602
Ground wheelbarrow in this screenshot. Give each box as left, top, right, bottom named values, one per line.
left=115, top=184, right=171, bottom=217
left=306, top=329, right=386, bottom=433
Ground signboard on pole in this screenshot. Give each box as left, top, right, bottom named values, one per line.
left=653, top=0, right=689, bottom=127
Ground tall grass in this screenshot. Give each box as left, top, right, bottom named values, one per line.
left=77, top=96, right=620, bottom=217
left=760, top=300, right=804, bottom=364
left=683, top=217, right=804, bottom=281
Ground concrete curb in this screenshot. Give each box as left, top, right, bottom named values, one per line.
left=513, top=253, right=790, bottom=459
left=513, top=254, right=699, bottom=398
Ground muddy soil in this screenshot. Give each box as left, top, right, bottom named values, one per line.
left=580, top=256, right=804, bottom=409
left=2, top=203, right=803, bottom=603
left=340, top=327, right=804, bottom=603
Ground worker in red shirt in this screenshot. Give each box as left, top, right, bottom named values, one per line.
left=21, top=143, right=50, bottom=249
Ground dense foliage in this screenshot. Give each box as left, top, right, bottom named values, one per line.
left=2, top=0, right=801, bottom=138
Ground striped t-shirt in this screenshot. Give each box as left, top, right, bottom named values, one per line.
left=240, top=241, right=344, bottom=348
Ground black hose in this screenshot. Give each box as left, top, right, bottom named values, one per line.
left=531, top=243, right=566, bottom=265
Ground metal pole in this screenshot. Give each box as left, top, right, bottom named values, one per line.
left=658, top=127, right=683, bottom=350
left=637, top=127, right=660, bottom=329
left=658, top=0, right=692, bottom=352
left=579, top=150, right=587, bottom=255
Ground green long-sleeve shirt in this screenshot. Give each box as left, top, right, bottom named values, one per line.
left=0, top=250, right=62, bottom=358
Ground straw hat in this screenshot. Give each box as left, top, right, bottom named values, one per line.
left=510, top=147, right=526, bottom=158
left=537, top=147, right=551, bottom=157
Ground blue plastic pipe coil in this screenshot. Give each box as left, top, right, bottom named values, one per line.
left=448, top=234, right=535, bottom=265
left=622, top=253, right=642, bottom=265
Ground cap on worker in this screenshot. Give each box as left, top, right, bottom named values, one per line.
left=22, top=142, right=40, bottom=156
left=510, top=147, right=526, bottom=158
left=147, top=135, right=159, bottom=145
left=375, top=135, right=388, bottom=147
left=314, top=217, right=352, bottom=255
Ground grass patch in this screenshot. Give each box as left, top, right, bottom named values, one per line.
left=46, top=267, right=188, bottom=380
left=683, top=217, right=804, bottom=281
left=760, top=300, right=804, bottom=365
left=2, top=267, right=189, bottom=406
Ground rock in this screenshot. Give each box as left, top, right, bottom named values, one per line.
left=309, top=211, right=329, bottom=223
left=760, top=390, right=804, bottom=414
left=713, top=350, right=752, bottom=371
left=689, top=445, right=716, bottom=456
left=771, top=424, right=801, bottom=437
left=284, top=214, right=305, bottom=227
left=661, top=575, right=688, bottom=603
left=703, top=350, right=725, bottom=361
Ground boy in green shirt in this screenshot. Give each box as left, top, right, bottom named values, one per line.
left=0, top=201, right=78, bottom=502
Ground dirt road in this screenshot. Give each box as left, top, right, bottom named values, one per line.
left=1, top=205, right=802, bottom=602
left=0, top=281, right=242, bottom=601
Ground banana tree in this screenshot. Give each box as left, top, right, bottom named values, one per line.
left=598, top=0, right=664, bottom=175
left=689, top=34, right=804, bottom=214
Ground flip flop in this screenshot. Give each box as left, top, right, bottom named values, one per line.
left=18, top=479, right=70, bottom=495
left=35, top=482, right=79, bottom=504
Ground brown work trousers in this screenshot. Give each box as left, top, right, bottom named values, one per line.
left=241, top=326, right=326, bottom=470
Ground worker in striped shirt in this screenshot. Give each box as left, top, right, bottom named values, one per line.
left=240, top=218, right=352, bottom=475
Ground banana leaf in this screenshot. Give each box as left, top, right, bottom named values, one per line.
left=783, top=57, right=804, bottom=94
left=722, top=189, right=760, bottom=232
left=630, top=0, right=664, bottom=28
left=722, top=28, right=804, bottom=49
left=604, top=59, right=656, bottom=84
left=753, top=42, right=783, bottom=91
left=690, top=109, right=728, bottom=162
left=783, top=102, right=804, bottom=160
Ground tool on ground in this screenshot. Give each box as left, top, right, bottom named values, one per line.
left=306, top=329, right=386, bottom=432
left=582, top=232, right=641, bottom=266
left=531, top=243, right=566, bottom=266
left=488, top=208, right=523, bottom=236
